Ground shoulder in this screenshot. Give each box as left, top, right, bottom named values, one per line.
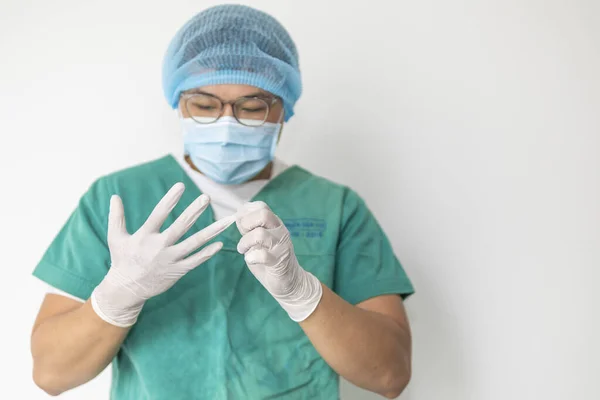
left=289, top=165, right=363, bottom=207
left=79, top=155, right=180, bottom=218
left=97, top=155, right=178, bottom=187
left=279, top=165, right=369, bottom=229
left=285, top=165, right=349, bottom=194
left=89, top=155, right=180, bottom=196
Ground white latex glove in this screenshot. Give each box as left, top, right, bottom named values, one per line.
left=91, top=183, right=234, bottom=327
left=236, top=201, right=323, bottom=322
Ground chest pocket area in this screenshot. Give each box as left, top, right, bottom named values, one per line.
left=283, top=217, right=336, bottom=285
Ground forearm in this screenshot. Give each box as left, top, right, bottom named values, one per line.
left=299, top=284, right=411, bottom=398
left=31, top=299, right=130, bottom=395
left=234, top=203, right=412, bottom=396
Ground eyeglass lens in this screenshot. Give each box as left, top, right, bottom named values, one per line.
left=185, top=94, right=270, bottom=127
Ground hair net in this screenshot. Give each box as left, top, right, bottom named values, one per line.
left=162, top=4, right=302, bottom=121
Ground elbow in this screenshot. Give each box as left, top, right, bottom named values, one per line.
left=380, top=363, right=411, bottom=399
left=33, top=366, right=65, bottom=397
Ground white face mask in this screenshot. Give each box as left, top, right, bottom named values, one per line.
left=181, top=116, right=281, bottom=185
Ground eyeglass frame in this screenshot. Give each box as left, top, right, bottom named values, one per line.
left=179, top=91, right=282, bottom=127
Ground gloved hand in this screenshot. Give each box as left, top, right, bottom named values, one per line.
left=236, top=201, right=323, bottom=322
left=91, top=183, right=234, bottom=327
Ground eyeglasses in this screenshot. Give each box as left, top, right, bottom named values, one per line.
left=180, top=92, right=280, bottom=127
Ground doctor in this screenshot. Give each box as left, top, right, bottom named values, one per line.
left=31, top=4, right=414, bottom=399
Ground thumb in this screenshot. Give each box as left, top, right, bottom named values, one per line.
left=108, top=195, right=127, bottom=239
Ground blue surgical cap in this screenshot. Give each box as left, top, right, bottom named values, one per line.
left=162, top=4, right=302, bottom=121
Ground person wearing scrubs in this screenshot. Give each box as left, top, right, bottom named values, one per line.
left=30, top=5, right=414, bottom=400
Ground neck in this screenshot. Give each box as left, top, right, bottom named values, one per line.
left=184, top=155, right=273, bottom=182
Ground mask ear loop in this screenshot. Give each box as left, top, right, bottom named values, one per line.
left=177, top=103, right=191, bottom=160
left=271, top=104, right=285, bottom=155
left=272, top=100, right=285, bottom=146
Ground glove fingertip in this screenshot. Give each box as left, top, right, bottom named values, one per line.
left=198, top=193, right=210, bottom=207
left=110, top=194, right=122, bottom=209
left=208, top=241, right=224, bottom=254
left=236, top=241, right=245, bottom=254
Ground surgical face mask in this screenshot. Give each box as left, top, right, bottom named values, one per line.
left=181, top=116, right=281, bottom=185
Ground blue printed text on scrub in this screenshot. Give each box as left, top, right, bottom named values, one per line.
left=283, top=218, right=326, bottom=238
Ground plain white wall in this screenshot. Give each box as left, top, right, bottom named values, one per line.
left=1, top=0, right=598, bottom=399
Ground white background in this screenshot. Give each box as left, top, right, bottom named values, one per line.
left=0, top=0, right=598, bottom=399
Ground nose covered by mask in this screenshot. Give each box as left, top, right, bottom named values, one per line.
left=181, top=116, right=281, bottom=185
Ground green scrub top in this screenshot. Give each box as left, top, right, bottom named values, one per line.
left=33, top=155, right=414, bottom=400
